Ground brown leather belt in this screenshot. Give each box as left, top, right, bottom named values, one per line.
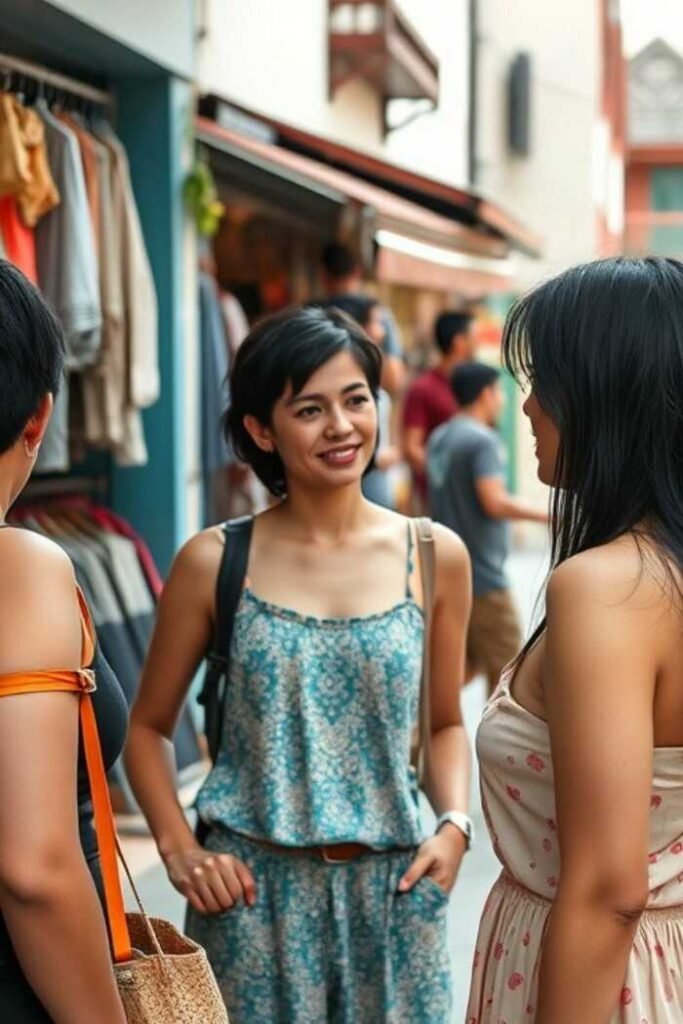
left=254, top=838, right=385, bottom=864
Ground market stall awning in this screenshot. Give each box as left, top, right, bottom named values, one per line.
left=196, top=114, right=523, bottom=294
left=199, top=95, right=544, bottom=259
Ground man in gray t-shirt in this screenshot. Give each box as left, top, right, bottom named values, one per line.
left=427, top=362, right=548, bottom=693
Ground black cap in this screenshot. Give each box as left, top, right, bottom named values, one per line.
left=451, top=361, right=500, bottom=406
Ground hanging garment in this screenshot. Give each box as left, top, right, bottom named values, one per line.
left=14, top=103, right=60, bottom=228
left=56, top=112, right=99, bottom=248
left=220, top=290, right=249, bottom=355
left=0, top=93, right=31, bottom=196
left=81, top=132, right=126, bottom=451
left=94, top=123, right=158, bottom=406
left=0, top=195, right=37, bottom=282
left=91, top=121, right=158, bottom=466
left=199, top=272, right=232, bottom=524
left=89, top=505, right=163, bottom=599
left=35, top=103, right=101, bottom=473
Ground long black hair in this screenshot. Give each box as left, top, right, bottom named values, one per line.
left=225, top=305, right=382, bottom=497
left=503, top=256, right=683, bottom=646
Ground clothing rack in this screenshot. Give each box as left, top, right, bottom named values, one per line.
left=19, top=474, right=110, bottom=502
left=0, top=51, right=112, bottom=108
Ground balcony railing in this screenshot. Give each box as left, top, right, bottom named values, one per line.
left=624, top=211, right=683, bottom=258
left=329, top=0, right=439, bottom=127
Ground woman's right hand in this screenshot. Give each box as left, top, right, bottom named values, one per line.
left=164, top=845, right=257, bottom=914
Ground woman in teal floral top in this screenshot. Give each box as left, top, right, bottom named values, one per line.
left=126, top=306, right=472, bottom=1023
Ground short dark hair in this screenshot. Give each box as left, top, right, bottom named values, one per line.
left=451, top=361, right=499, bottom=406
left=320, top=242, right=358, bottom=280
left=435, top=311, right=473, bottom=354
left=225, top=305, right=382, bottom=496
left=0, top=260, right=65, bottom=455
left=319, top=293, right=379, bottom=328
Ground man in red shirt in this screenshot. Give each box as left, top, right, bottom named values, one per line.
left=403, top=311, right=475, bottom=506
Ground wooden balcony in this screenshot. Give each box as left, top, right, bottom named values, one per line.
left=329, top=0, right=439, bottom=121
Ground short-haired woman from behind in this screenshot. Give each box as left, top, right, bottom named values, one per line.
left=0, top=261, right=127, bottom=1023
left=125, top=305, right=473, bottom=1023
left=466, top=257, right=683, bottom=1024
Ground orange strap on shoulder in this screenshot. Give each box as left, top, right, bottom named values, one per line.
left=0, top=668, right=133, bottom=963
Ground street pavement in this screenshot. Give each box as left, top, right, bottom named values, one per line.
left=120, top=543, right=549, bottom=1023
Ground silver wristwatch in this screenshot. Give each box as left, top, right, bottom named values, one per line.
left=435, top=810, right=475, bottom=851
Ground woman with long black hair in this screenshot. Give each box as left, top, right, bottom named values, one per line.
left=466, top=256, right=683, bottom=1023
left=126, top=305, right=473, bottom=1023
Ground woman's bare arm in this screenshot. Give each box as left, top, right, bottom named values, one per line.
left=0, top=532, right=125, bottom=1024
left=125, top=530, right=256, bottom=914
left=401, top=524, right=472, bottom=892
left=535, top=550, right=655, bottom=1024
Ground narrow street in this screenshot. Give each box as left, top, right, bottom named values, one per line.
left=120, top=542, right=549, bottom=1022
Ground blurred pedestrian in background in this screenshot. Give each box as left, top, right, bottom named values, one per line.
left=428, top=361, right=547, bottom=695
left=403, top=311, right=474, bottom=510
left=319, top=242, right=406, bottom=397
left=467, top=257, right=683, bottom=1024
left=126, top=305, right=473, bottom=1024
left=320, top=292, right=401, bottom=508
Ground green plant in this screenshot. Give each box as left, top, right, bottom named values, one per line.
left=184, top=150, right=225, bottom=237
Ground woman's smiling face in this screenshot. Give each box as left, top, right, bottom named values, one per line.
left=245, top=349, right=378, bottom=493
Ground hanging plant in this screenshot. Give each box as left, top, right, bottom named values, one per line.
left=184, top=148, right=225, bottom=237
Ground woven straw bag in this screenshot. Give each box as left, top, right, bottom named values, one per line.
left=81, top=684, right=230, bottom=1023
left=112, top=855, right=229, bottom=1023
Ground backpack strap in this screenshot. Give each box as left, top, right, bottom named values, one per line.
left=415, top=517, right=436, bottom=787
left=198, top=515, right=254, bottom=765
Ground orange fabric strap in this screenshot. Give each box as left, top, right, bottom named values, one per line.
left=0, top=667, right=133, bottom=963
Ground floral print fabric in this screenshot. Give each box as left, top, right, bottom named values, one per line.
left=195, top=589, right=425, bottom=848
left=187, top=827, right=453, bottom=1024
left=466, top=668, right=683, bottom=1023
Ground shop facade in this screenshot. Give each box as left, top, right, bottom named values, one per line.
left=1, top=0, right=196, bottom=574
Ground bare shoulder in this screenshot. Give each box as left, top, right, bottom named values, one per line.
left=431, top=522, right=471, bottom=600
left=0, top=528, right=76, bottom=612
left=0, top=529, right=81, bottom=673
left=172, top=525, right=225, bottom=577
left=547, top=535, right=666, bottom=614
left=0, top=526, right=75, bottom=585
left=431, top=521, right=469, bottom=568
left=161, top=526, right=230, bottom=624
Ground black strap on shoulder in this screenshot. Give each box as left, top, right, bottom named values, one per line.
left=197, top=516, right=253, bottom=766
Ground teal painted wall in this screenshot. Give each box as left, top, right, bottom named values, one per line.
left=44, top=0, right=195, bottom=79
left=111, top=76, right=192, bottom=573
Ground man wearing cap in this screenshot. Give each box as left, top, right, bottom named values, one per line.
left=427, top=362, right=548, bottom=694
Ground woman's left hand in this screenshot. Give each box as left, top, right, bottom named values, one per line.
left=398, top=824, right=468, bottom=895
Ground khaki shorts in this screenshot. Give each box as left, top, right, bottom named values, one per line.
left=467, top=588, right=522, bottom=691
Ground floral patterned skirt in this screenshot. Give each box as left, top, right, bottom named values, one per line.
left=466, top=872, right=683, bottom=1024
left=187, top=826, right=453, bottom=1024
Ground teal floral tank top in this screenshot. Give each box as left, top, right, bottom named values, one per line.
left=195, top=534, right=426, bottom=849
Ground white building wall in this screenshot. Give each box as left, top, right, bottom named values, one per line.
left=198, top=0, right=470, bottom=188
left=477, top=0, right=600, bottom=286
left=476, top=0, right=602, bottom=527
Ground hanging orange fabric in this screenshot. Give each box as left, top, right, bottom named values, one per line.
left=0, top=588, right=133, bottom=964
left=0, top=195, right=37, bottom=282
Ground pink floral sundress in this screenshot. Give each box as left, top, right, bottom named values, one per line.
left=466, top=666, right=683, bottom=1023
